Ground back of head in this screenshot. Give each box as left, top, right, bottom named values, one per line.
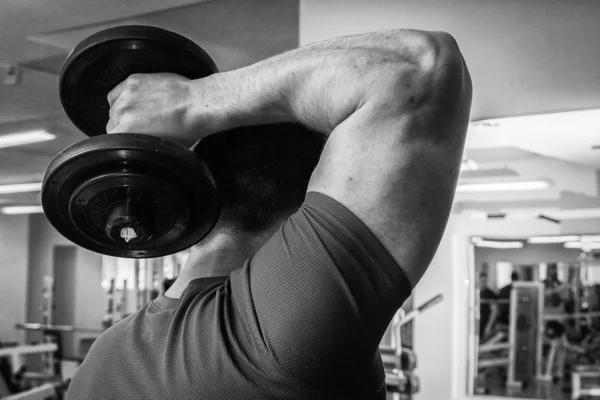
left=510, top=271, right=519, bottom=282
left=479, top=271, right=487, bottom=287
left=194, top=123, right=327, bottom=234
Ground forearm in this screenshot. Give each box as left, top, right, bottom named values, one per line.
left=193, top=29, right=443, bottom=134
left=487, top=306, right=498, bottom=329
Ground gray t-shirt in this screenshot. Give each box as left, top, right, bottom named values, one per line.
left=68, top=192, right=412, bottom=399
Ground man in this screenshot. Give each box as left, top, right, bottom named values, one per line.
left=497, top=271, right=519, bottom=327
left=478, top=271, right=498, bottom=341
left=544, top=263, right=565, bottom=308
left=68, top=29, right=472, bottom=399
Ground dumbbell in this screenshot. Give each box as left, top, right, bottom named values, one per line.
left=42, top=26, right=221, bottom=258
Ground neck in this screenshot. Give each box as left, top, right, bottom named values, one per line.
left=164, top=231, right=264, bottom=299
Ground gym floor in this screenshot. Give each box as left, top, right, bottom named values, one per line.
left=483, top=371, right=572, bottom=400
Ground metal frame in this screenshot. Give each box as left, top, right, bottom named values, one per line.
left=571, top=368, right=600, bottom=400
left=466, top=241, right=477, bottom=395
left=0, top=344, right=58, bottom=374
left=506, top=281, right=544, bottom=387
left=3, top=383, right=56, bottom=400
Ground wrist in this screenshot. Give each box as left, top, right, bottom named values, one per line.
left=186, top=72, right=237, bottom=139
left=188, top=67, right=293, bottom=138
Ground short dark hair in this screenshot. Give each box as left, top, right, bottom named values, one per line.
left=510, top=271, right=519, bottom=281
left=194, top=123, right=327, bottom=233
left=162, top=278, right=176, bottom=293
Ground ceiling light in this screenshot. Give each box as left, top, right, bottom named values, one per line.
left=0, top=130, right=56, bottom=149
left=528, top=235, right=580, bottom=244
left=473, top=239, right=524, bottom=249
left=581, top=235, right=600, bottom=242
left=564, top=241, right=600, bottom=250
left=456, top=180, right=550, bottom=193
left=0, top=182, right=42, bottom=194
left=1, top=205, right=44, bottom=215
left=460, top=159, right=479, bottom=171
left=472, top=109, right=600, bottom=131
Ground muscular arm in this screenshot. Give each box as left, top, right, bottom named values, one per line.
left=195, top=29, right=472, bottom=285
left=107, top=29, right=472, bottom=391
left=487, top=303, right=499, bottom=333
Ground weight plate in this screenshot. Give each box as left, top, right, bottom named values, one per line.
left=42, top=134, right=220, bottom=258
left=60, top=25, right=218, bottom=137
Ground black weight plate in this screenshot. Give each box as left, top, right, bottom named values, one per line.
left=60, top=25, right=218, bottom=137
left=42, top=133, right=220, bottom=258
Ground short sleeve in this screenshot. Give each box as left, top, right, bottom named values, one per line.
left=229, top=191, right=412, bottom=394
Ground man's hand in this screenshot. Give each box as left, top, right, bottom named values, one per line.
left=106, top=73, right=216, bottom=148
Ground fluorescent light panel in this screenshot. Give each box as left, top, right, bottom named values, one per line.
left=0, top=182, right=42, bottom=194
left=475, top=240, right=524, bottom=249
left=472, top=109, right=600, bottom=131
left=528, top=235, right=580, bottom=244
left=564, top=241, right=600, bottom=250
left=1, top=205, right=44, bottom=215
left=457, top=180, right=550, bottom=193
left=0, top=130, right=55, bottom=149
left=471, top=237, right=524, bottom=249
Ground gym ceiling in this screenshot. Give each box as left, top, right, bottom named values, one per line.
left=0, top=0, right=599, bottom=224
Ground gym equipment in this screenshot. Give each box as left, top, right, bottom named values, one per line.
left=3, top=382, right=62, bottom=400
left=380, top=294, right=443, bottom=398
left=0, top=344, right=58, bottom=381
left=39, top=276, right=55, bottom=377
left=42, top=25, right=221, bottom=258
left=507, top=281, right=544, bottom=388
left=477, top=329, right=510, bottom=369
left=571, top=366, right=600, bottom=400
left=14, top=324, right=104, bottom=334
left=0, top=343, right=61, bottom=399
left=102, top=278, right=117, bottom=329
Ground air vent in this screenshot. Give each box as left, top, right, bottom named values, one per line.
left=538, top=214, right=560, bottom=224
left=487, top=213, right=506, bottom=219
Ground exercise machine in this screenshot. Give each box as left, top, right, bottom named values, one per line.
left=380, top=294, right=443, bottom=399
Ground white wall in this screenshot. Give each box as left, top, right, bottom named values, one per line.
left=299, top=0, right=600, bottom=120
left=72, top=248, right=105, bottom=357
left=27, top=214, right=104, bottom=358
left=412, top=224, right=456, bottom=400
left=0, top=214, right=29, bottom=343
left=27, top=214, right=72, bottom=330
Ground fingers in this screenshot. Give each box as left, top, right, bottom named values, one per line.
left=107, top=97, right=126, bottom=133
left=107, top=81, right=126, bottom=108
left=107, top=73, right=143, bottom=107
left=107, top=74, right=141, bottom=132
left=107, top=119, right=132, bottom=134
left=106, top=118, right=117, bottom=134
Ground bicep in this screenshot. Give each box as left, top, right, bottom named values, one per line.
left=307, top=49, right=472, bottom=286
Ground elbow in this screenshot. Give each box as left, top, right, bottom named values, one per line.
left=401, top=31, right=467, bottom=94
left=364, top=31, right=470, bottom=116
left=402, top=31, right=471, bottom=109
left=414, top=31, right=463, bottom=73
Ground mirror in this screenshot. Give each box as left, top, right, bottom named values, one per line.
left=466, top=235, right=600, bottom=399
